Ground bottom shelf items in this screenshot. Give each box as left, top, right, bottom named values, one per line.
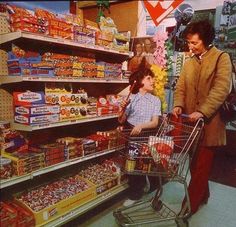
left=42, top=182, right=128, bottom=227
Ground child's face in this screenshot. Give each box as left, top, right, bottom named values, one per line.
left=141, top=75, right=154, bottom=92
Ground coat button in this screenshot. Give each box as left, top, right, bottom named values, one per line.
left=196, top=101, right=200, bottom=105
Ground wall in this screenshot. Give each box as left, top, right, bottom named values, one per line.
left=137, top=0, right=225, bottom=36
left=189, top=0, right=224, bottom=10
left=81, top=1, right=138, bottom=36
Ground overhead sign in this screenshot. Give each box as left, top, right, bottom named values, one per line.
left=143, top=0, right=184, bottom=26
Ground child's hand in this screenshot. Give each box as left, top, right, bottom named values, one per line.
left=120, top=99, right=130, bottom=109
left=130, top=125, right=142, bottom=136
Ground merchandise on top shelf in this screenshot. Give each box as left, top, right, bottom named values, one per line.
left=34, top=8, right=56, bottom=20
left=8, top=5, right=48, bottom=35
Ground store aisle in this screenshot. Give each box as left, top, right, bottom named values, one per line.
left=67, top=181, right=236, bottom=227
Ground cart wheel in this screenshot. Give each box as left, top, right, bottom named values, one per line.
left=175, top=218, right=189, bottom=227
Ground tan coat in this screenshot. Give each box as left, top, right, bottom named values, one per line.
left=174, top=47, right=232, bottom=146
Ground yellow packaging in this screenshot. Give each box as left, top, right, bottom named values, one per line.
left=14, top=177, right=96, bottom=226
left=95, top=176, right=118, bottom=195
left=125, top=159, right=136, bottom=172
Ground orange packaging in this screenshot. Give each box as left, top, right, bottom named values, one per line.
left=35, top=8, right=56, bottom=20
left=60, top=105, right=87, bottom=121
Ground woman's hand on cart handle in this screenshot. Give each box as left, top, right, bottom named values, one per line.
left=172, top=106, right=182, bottom=118
left=188, top=112, right=204, bottom=122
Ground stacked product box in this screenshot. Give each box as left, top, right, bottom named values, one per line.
left=0, top=121, right=28, bottom=153
left=96, top=61, right=105, bottom=78
left=47, top=17, right=73, bottom=40
left=104, top=62, right=122, bottom=79
left=87, top=97, right=98, bottom=117
left=42, top=53, right=74, bottom=77
left=13, top=91, right=60, bottom=125
left=7, top=44, right=44, bottom=76
left=13, top=176, right=96, bottom=226
left=74, top=25, right=95, bottom=45
left=97, top=129, right=121, bottom=149
left=86, top=134, right=109, bottom=152
left=56, top=137, right=83, bottom=159
left=82, top=139, right=96, bottom=156
left=112, top=31, right=131, bottom=52
left=45, top=84, right=88, bottom=122
left=8, top=5, right=48, bottom=35
left=78, top=56, right=97, bottom=78
left=0, top=156, right=13, bottom=179
left=2, top=152, right=45, bottom=176
left=35, top=143, right=66, bottom=166
left=97, top=95, right=120, bottom=116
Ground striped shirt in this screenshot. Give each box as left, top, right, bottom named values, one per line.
left=125, top=92, right=161, bottom=126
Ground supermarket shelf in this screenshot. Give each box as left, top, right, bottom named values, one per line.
left=0, top=31, right=133, bottom=57
left=0, top=146, right=124, bottom=189
left=0, top=75, right=129, bottom=85
left=43, top=182, right=129, bottom=227
left=0, top=173, right=32, bottom=189
left=11, top=115, right=118, bottom=131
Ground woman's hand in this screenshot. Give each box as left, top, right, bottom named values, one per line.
left=172, top=107, right=182, bottom=118
left=130, top=125, right=142, bottom=136
left=189, top=112, right=204, bottom=122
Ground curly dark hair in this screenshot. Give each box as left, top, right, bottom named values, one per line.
left=183, top=20, right=215, bottom=47
left=129, top=57, right=154, bottom=94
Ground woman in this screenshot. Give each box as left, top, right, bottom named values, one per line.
left=172, top=20, right=232, bottom=215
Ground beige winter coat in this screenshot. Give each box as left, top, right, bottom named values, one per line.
left=174, top=47, right=232, bottom=146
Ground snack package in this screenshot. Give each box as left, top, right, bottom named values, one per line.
left=148, top=136, right=174, bottom=169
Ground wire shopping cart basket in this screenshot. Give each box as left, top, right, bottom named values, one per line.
left=113, top=114, right=204, bottom=227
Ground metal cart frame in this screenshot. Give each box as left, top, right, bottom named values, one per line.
left=113, top=114, right=204, bottom=227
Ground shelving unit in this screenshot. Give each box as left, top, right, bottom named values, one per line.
left=0, top=11, right=131, bottom=225
left=0, top=75, right=129, bottom=85
left=44, top=182, right=128, bottom=227
left=11, top=114, right=118, bottom=131
left=0, top=31, right=133, bottom=58
left=0, top=146, right=124, bottom=189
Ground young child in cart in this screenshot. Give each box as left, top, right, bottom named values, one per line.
left=118, top=57, right=162, bottom=207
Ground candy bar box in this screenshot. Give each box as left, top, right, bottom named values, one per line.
left=13, top=91, right=45, bottom=106
left=14, top=104, right=60, bottom=116
left=14, top=114, right=59, bottom=125
left=60, top=105, right=87, bottom=121
left=45, top=93, right=88, bottom=105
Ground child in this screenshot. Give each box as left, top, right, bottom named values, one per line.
left=118, top=58, right=162, bottom=206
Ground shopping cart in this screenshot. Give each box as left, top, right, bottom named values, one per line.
left=113, top=114, right=204, bottom=227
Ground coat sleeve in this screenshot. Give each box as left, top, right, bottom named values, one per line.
left=197, top=53, right=232, bottom=118
left=173, top=63, right=186, bottom=109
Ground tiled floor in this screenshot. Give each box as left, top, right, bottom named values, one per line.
left=68, top=181, right=236, bottom=227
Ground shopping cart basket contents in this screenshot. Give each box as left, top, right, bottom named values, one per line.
left=113, top=114, right=204, bottom=227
